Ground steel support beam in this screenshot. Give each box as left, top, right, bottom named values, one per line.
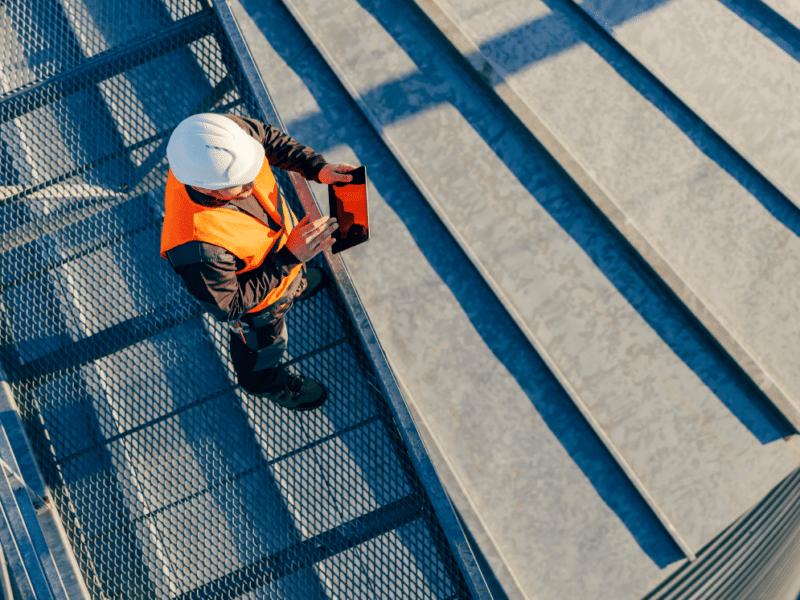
left=176, top=494, right=424, bottom=600
left=0, top=11, right=215, bottom=125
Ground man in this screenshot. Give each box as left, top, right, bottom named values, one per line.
left=160, top=113, right=355, bottom=411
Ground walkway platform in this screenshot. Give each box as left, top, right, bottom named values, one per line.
left=0, top=0, right=488, bottom=598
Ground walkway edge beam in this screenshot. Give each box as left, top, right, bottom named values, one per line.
left=275, top=0, right=698, bottom=561
left=211, top=0, right=493, bottom=598
left=0, top=368, right=91, bottom=600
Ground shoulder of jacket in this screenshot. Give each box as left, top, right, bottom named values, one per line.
left=221, top=113, right=265, bottom=142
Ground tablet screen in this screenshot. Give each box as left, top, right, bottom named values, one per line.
left=328, top=166, right=369, bottom=254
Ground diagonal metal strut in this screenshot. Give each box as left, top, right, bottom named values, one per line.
left=175, top=494, right=425, bottom=600
left=0, top=11, right=215, bottom=125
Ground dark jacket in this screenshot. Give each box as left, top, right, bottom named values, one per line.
left=163, top=114, right=326, bottom=322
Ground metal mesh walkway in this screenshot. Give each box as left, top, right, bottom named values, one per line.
left=0, top=0, right=485, bottom=597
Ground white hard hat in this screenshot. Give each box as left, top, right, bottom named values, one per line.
left=166, top=113, right=265, bottom=190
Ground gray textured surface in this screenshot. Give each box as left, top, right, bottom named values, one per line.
left=590, top=0, right=800, bottom=206
left=228, top=0, right=800, bottom=598
left=229, top=4, right=688, bottom=599
left=273, top=0, right=800, bottom=556
left=464, top=0, right=800, bottom=425
left=646, top=465, right=800, bottom=600
left=406, top=0, right=800, bottom=431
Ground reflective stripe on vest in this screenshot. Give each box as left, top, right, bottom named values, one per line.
left=160, top=159, right=303, bottom=314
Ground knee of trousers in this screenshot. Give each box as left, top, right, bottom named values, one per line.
left=230, top=322, right=289, bottom=373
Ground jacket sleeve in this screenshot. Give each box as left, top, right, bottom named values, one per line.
left=169, top=241, right=301, bottom=322
left=222, top=114, right=328, bottom=182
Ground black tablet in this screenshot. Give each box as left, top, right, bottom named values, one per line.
left=328, top=166, right=369, bottom=254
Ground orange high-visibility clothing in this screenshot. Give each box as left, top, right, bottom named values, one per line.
left=160, top=159, right=303, bottom=314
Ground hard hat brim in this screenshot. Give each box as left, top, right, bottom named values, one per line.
left=166, top=113, right=267, bottom=190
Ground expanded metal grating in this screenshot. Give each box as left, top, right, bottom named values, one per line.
left=0, top=0, right=485, bottom=598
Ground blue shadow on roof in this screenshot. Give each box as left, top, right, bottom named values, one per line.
left=491, top=0, right=800, bottom=241
left=476, top=0, right=672, bottom=72
left=242, top=0, right=793, bottom=570
left=280, top=0, right=800, bottom=245
left=248, top=0, right=686, bottom=569
left=349, top=0, right=794, bottom=445
left=715, top=0, right=800, bottom=65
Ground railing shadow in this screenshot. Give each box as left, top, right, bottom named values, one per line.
left=361, top=0, right=795, bottom=445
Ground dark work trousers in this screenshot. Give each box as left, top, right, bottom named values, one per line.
left=229, top=272, right=304, bottom=391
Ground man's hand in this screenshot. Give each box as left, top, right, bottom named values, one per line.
left=317, top=163, right=357, bottom=184
left=285, top=216, right=339, bottom=262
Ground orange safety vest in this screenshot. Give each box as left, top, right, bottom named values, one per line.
left=160, top=159, right=304, bottom=314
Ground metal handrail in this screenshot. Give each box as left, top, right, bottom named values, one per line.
left=0, top=426, right=66, bottom=600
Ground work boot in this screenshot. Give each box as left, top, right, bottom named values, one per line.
left=251, top=367, right=328, bottom=411
left=294, top=267, right=328, bottom=302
